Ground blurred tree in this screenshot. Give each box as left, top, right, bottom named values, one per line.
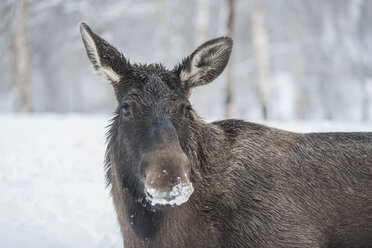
left=291, top=0, right=308, bottom=119
left=155, top=0, right=169, bottom=64
left=194, top=0, right=210, bottom=117
left=225, top=0, right=235, bottom=118
left=15, top=0, right=32, bottom=112
left=251, top=0, right=270, bottom=120
left=9, top=0, right=32, bottom=112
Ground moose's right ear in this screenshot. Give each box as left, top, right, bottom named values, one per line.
left=80, top=22, right=128, bottom=84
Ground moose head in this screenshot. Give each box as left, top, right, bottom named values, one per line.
left=80, top=22, right=232, bottom=208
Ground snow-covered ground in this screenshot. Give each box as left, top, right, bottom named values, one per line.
left=0, top=114, right=121, bottom=248
left=0, top=114, right=371, bottom=248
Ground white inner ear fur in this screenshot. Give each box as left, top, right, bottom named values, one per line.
left=180, top=53, right=202, bottom=83
left=81, top=27, right=121, bottom=83
left=180, top=39, right=227, bottom=83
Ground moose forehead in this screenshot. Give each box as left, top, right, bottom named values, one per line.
left=119, top=64, right=186, bottom=105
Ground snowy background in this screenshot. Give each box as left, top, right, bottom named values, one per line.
left=0, top=114, right=122, bottom=248
left=1, top=0, right=372, bottom=120
left=1, top=0, right=372, bottom=247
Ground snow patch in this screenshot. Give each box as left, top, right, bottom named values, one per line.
left=146, top=182, right=194, bottom=206
left=0, top=114, right=121, bottom=248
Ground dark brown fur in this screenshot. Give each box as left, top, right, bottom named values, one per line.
left=80, top=23, right=372, bottom=248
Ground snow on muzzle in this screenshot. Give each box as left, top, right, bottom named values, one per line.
left=141, top=149, right=193, bottom=206
left=146, top=178, right=194, bottom=206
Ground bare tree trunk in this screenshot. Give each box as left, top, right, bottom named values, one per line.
left=6, top=4, right=20, bottom=112
left=194, top=0, right=210, bottom=117
left=155, top=0, right=169, bottom=64
left=291, top=0, right=307, bottom=119
left=10, top=45, right=19, bottom=112
left=16, top=0, right=32, bottom=112
left=171, top=0, right=188, bottom=65
left=225, top=0, right=235, bottom=118
left=251, top=0, right=270, bottom=120
left=361, top=79, right=369, bottom=121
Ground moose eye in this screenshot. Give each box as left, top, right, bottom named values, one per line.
left=184, top=105, right=192, bottom=118
left=122, top=104, right=131, bottom=116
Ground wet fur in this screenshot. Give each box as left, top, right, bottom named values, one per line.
left=106, top=113, right=372, bottom=247
left=80, top=23, right=372, bottom=248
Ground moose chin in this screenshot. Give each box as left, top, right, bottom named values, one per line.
left=80, top=22, right=372, bottom=248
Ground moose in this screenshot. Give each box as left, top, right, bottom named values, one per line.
left=80, top=22, right=372, bottom=248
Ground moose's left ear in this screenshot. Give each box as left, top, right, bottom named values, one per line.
left=179, top=37, right=233, bottom=89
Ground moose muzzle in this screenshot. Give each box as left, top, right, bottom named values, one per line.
left=140, top=148, right=194, bottom=207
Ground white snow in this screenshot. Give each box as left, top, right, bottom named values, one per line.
left=0, top=113, right=371, bottom=247
left=146, top=180, right=194, bottom=207
left=0, top=114, right=121, bottom=248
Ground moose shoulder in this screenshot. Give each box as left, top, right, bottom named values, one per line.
left=80, top=22, right=372, bottom=248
